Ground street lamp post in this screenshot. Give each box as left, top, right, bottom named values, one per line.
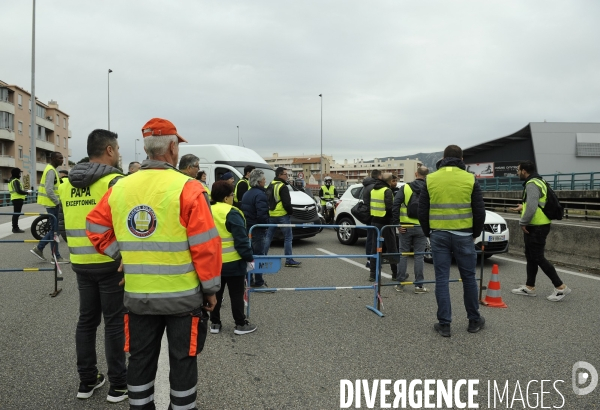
left=29, top=0, right=37, bottom=188
left=319, top=94, right=323, bottom=186
left=108, top=69, right=113, bottom=130
left=135, top=139, right=139, bottom=162
left=237, top=126, right=239, bottom=146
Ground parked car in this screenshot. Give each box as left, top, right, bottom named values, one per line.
left=334, top=183, right=509, bottom=262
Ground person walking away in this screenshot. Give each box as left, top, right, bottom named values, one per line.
left=234, top=165, right=255, bottom=208
left=209, top=181, right=257, bottom=335
left=368, top=172, right=398, bottom=281
left=509, top=161, right=571, bottom=301
left=86, top=118, right=222, bottom=410
left=31, top=151, right=68, bottom=263
left=362, top=169, right=382, bottom=268
left=8, top=168, right=30, bottom=233
left=58, top=129, right=127, bottom=402
left=179, top=153, right=200, bottom=178
left=392, top=166, right=429, bottom=293
left=264, top=167, right=301, bottom=267
left=241, top=169, right=271, bottom=289
left=418, top=145, right=486, bottom=337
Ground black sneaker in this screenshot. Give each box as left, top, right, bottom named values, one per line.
left=12, top=228, right=25, bottom=233
left=467, top=316, right=485, bottom=333
left=434, top=323, right=451, bottom=337
left=368, top=274, right=376, bottom=282
left=285, top=260, right=301, bottom=267
left=107, top=385, right=128, bottom=403
left=77, top=373, right=106, bottom=399
left=365, top=261, right=370, bottom=268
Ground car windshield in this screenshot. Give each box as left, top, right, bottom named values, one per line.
left=234, top=166, right=276, bottom=185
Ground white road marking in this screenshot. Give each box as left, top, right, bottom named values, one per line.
left=0, top=217, right=38, bottom=239
left=315, top=248, right=393, bottom=279
left=492, top=255, right=600, bottom=281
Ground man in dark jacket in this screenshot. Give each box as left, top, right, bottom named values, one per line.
left=418, top=145, right=486, bottom=337
left=368, top=173, right=398, bottom=281
left=392, top=166, right=429, bottom=292
left=241, top=169, right=271, bottom=289
left=8, top=168, right=30, bottom=233
left=234, top=165, right=255, bottom=208
left=362, top=169, right=382, bottom=267
left=58, top=129, right=127, bottom=401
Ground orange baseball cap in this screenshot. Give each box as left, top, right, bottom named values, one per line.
left=141, top=118, right=187, bottom=143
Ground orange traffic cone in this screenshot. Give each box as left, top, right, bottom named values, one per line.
left=481, top=264, right=508, bottom=308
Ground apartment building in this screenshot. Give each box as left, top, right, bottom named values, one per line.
left=263, top=153, right=334, bottom=180
left=330, top=157, right=423, bottom=184
left=0, top=80, right=71, bottom=190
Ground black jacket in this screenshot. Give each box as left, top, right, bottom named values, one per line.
left=234, top=177, right=250, bottom=208
left=270, top=177, right=293, bottom=215
left=417, top=157, right=485, bottom=238
left=370, top=179, right=394, bottom=225
left=361, top=177, right=378, bottom=223
left=392, top=178, right=426, bottom=223
left=240, top=186, right=269, bottom=227
left=65, top=162, right=125, bottom=275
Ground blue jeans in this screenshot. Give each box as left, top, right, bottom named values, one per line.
left=264, top=215, right=293, bottom=264
left=397, top=227, right=427, bottom=286
left=75, top=270, right=126, bottom=386
left=429, top=231, right=480, bottom=325
left=37, top=206, right=61, bottom=257
left=250, top=226, right=266, bottom=286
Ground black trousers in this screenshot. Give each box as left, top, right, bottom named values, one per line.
left=524, top=224, right=563, bottom=288
left=210, top=275, right=246, bottom=326
left=12, top=199, right=24, bottom=229
left=370, top=222, right=398, bottom=276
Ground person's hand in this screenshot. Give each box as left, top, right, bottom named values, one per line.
left=117, top=260, right=125, bottom=286
left=398, top=227, right=407, bottom=234
left=521, top=225, right=529, bottom=234
left=247, top=261, right=255, bottom=272
left=203, top=294, right=217, bottom=312
left=26, top=189, right=33, bottom=193
left=510, top=204, right=523, bottom=213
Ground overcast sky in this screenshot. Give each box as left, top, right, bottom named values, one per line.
left=3, top=1, right=600, bottom=167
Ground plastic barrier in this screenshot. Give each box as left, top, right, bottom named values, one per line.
left=378, top=224, right=488, bottom=307
left=246, top=224, right=383, bottom=318
left=0, top=212, right=62, bottom=297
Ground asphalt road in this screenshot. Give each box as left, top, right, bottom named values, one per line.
left=0, top=207, right=599, bottom=409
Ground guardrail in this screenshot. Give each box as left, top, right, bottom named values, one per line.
left=0, top=191, right=39, bottom=207
left=478, top=172, right=600, bottom=191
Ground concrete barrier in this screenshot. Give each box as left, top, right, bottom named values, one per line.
left=506, top=219, right=600, bottom=270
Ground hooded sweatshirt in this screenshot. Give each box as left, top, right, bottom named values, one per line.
left=63, top=162, right=124, bottom=275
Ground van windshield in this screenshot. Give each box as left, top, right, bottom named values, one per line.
left=235, top=166, right=276, bottom=185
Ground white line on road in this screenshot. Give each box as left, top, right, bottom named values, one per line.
left=316, top=248, right=393, bottom=279
left=492, top=255, right=600, bottom=281
left=0, top=217, right=38, bottom=240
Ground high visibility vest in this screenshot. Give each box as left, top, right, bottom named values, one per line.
left=202, top=182, right=211, bottom=200
left=211, top=202, right=244, bottom=263
left=427, top=167, right=474, bottom=230
left=108, top=169, right=201, bottom=315
left=522, top=179, right=551, bottom=225
left=59, top=173, right=121, bottom=265
left=320, top=185, right=335, bottom=206
left=8, top=178, right=26, bottom=201
left=370, top=187, right=389, bottom=217
left=234, top=178, right=249, bottom=203
left=37, top=164, right=59, bottom=207
left=269, top=181, right=287, bottom=217
left=399, top=184, right=419, bottom=224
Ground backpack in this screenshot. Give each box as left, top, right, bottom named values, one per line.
left=351, top=201, right=370, bottom=224
left=537, top=178, right=564, bottom=220
left=405, top=184, right=421, bottom=219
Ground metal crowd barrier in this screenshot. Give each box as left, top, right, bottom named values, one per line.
left=246, top=224, right=384, bottom=318
left=0, top=212, right=62, bottom=297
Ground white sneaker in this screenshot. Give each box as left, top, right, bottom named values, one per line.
left=414, top=287, right=429, bottom=294
left=547, top=286, right=571, bottom=302
left=210, top=323, right=221, bottom=334
left=511, top=285, right=537, bottom=297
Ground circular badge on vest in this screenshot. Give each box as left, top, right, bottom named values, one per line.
left=127, top=205, right=157, bottom=238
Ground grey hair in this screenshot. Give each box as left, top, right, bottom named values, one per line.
left=417, top=166, right=429, bottom=177
left=144, top=135, right=178, bottom=158
left=179, top=153, right=199, bottom=170
left=249, top=169, right=265, bottom=187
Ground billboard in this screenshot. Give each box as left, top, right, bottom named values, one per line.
left=465, top=162, right=495, bottom=178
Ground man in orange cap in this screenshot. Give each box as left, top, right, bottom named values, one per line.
left=87, top=118, right=222, bottom=410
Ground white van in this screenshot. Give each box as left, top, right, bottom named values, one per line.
left=178, top=144, right=321, bottom=239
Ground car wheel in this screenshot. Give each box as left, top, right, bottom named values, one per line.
left=337, top=217, right=358, bottom=245
left=424, top=237, right=433, bottom=264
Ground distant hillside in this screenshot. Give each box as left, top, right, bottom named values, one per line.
left=374, top=152, right=442, bottom=170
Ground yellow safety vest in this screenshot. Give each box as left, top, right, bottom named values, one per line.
left=370, top=187, right=389, bottom=217
left=268, top=181, right=287, bottom=217
left=399, top=184, right=419, bottom=224
left=37, top=164, right=59, bottom=207
left=522, top=179, right=551, bottom=225
left=234, top=178, right=249, bottom=203
left=59, top=173, right=121, bottom=265
left=320, top=185, right=335, bottom=206
left=211, top=202, right=244, bottom=263
left=109, top=169, right=201, bottom=315
left=8, top=179, right=26, bottom=201
left=427, top=167, right=474, bottom=230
